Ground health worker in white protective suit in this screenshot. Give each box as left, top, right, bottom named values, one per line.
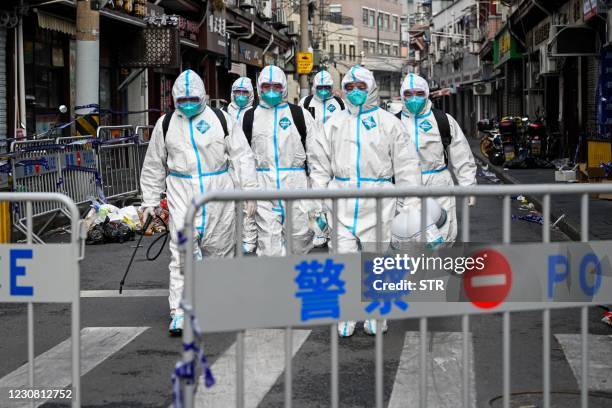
left=399, top=73, right=477, bottom=243
left=140, top=69, right=258, bottom=335
left=226, top=76, right=254, bottom=124
left=239, top=65, right=319, bottom=257
left=309, top=65, right=422, bottom=337
left=299, top=70, right=345, bottom=248
left=225, top=76, right=259, bottom=254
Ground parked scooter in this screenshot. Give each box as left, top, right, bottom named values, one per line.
left=525, top=115, right=547, bottom=159
left=478, top=118, right=505, bottom=166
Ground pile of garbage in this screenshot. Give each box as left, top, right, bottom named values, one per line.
left=84, top=198, right=169, bottom=245
left=511, top=195, right=565, bottom=229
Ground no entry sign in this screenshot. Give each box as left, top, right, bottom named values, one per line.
left=463, top=249, right=513, bottom=309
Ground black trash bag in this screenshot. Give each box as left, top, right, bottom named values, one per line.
left=102, top=219, right=135, bottom=243
left=86, top=224, right=106, bottom=245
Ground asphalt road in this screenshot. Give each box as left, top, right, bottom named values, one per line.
left=1, top=168, right=611, bottom=408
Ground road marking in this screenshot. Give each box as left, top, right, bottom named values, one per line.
left=195, top=329, right=311, bottom=408
left=388, top=332, right=476, bottom=408
left=81, top=289, right=168, bottom=298
left=0, top=327, right=149, bottom=408
left=555, top=334, right=612, bottom=391
left=470, top=274, right=507, bottom=287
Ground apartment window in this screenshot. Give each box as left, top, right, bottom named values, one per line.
left=392, top=45, right=399, bottom=56
left=363, top=40, right=369, bottom=53
left=362, top=8, right=368, bottom=26
left=384, top=14, right=390, bottom=31
left=369, top=10, right=375, bottom=27
left=393, top=16, right=398, bottom=32
left=377, top=12, right=382, bottom=28
left=330, top=44, right=335, bottom=58
left=369, top=41, right=375, bottom=54
left=341, top=44, right=346, bottom=60
left=349, top=45, right=356, bottom=61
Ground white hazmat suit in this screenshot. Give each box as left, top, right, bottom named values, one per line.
left=299, top=70, right=344, bottom=124
left=399, top=73, right=477, bottom=243
left=241, top=65, right=317, bottom=257
left=140, top=70, right=258, bottom=326
left=226, top=76, right=258, bottom=252
left=309, top=65, right=422, bottom=336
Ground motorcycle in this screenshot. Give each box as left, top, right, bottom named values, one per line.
left=478, top=118, right=505, bottom=166
left=525, top=116, right=547, bottom=159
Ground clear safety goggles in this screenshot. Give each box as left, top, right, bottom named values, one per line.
left=316, top=85, right=332, bottom=92
left=260, top=82, right=283, bottom=92
left=403, top=89, right=427, bottom=98
left=233, top=89, right=251, bottom=97
left=175, top=96, right=202, bottom=105
left=344, top=81, right=368, bottom=92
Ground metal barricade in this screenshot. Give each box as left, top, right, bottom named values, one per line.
left=56, top=136, right=100, bottom=208
left=95, top=125, right=139, bottom=202
left=0, top=192, right=82, bottom=407
left=179, top=183, right=612, bottom=408
left=10, top=139, right=64, bottom=243
left=134, top=125, right=154, bottom=191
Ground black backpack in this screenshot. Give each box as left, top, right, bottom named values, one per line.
left=242, top=103, right=307, bottom=151
left=161, top=106, right=228, bottom=140
left=303, top=95, right=345, bottom=119
left=396, top=108, right=452, bottom=164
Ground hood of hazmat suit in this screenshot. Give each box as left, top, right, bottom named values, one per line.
left=299, top=70, right=344, bottom=125
left=399, top=72, right=477, bottom=244
left=227, top=76, right=254, bottom=124
left=140, top=69, right=257, bottom=314
left=244, top=65, right=318, bottom=257
left=308, top=65, right=422, bottom=253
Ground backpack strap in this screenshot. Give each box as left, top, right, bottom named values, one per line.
left=303, top=95, right=313, bottom=110
left=431, top=108, right=452, bottom=164
left=162, top=108, right=228, bottom=140
left=395, top=111, right=402, bottom=120
left=288, top=103, right=307, bottom=151
left=210, top=107, right=229, bottom=137
left=333, top=95, right=345, bottom=110
left=242, top=106, right=255, bottom=145
left=162, top=111, right=173, bottom=141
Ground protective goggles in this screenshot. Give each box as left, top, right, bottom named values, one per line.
left=403, top=89, right=427, bottom=98
left=175, top=96, right=202, bottom=105
left=344, top=81, right=368, bottom=92
left=316, top=85, right=332, bottom=92
left=233, top=89, right=251, bottom=97
left=259, top=82, right=284, bottom=92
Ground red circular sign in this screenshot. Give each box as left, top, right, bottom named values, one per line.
left=463, top=249, right=512, bottom=309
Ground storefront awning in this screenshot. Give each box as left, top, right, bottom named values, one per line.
left=36, top=11, right=75, bottom=36
left=549, top=25, right=599, bottom=57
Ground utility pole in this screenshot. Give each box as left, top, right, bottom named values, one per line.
left=75, top=0, right=100, bottom=134
left=299, top=0, right=309, bottom=98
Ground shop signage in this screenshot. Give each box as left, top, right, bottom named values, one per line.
left=583, top=0, right=599, bottom=21
left=178, top=17, right=199, bottom=42
left=494, top=27, right=521, bottom=66
left=533, top=21, right=550, bottom=47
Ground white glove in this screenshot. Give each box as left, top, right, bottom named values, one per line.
left=468, top=196, right=476, bottom=207
left=245, top=201, right=257, bottom=218
left=141, top=206, right=156, bottom=220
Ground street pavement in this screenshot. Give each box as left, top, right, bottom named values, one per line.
left=1, top=168, right=611, bottom=408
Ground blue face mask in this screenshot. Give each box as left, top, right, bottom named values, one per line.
left=261, top=90, right=283, bottom=106
left=177, top=102, right=202, bottom=118
left=316, top=88, right=331, bottom=100
left=235, top=95, right=249, bottom=108
left=347, top=89, right=368, bottom=106
left=405, top=96, right=427, bottom=114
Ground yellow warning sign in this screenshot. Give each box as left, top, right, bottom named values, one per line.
left=296, top=52, right=313, bottom=74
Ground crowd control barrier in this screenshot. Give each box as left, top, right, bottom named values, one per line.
left=95, top=125, right=139, bottom=202
left=178, top=183, right=612, bottom=408
left=0, top=192, right=82, bottom=407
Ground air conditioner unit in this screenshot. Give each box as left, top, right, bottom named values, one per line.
left=468, top=41, right=480, bottom=54
left=470, top=29, right=482, bottom=43
left=239, top=0, right=255, bottom=10
left=473, top=82, right=492, bottom=96
left=287, top=20, right=298, bottom=36
left=258, top=0, right=272, bottom=21
left=272, top=8, right=288, bottom=29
